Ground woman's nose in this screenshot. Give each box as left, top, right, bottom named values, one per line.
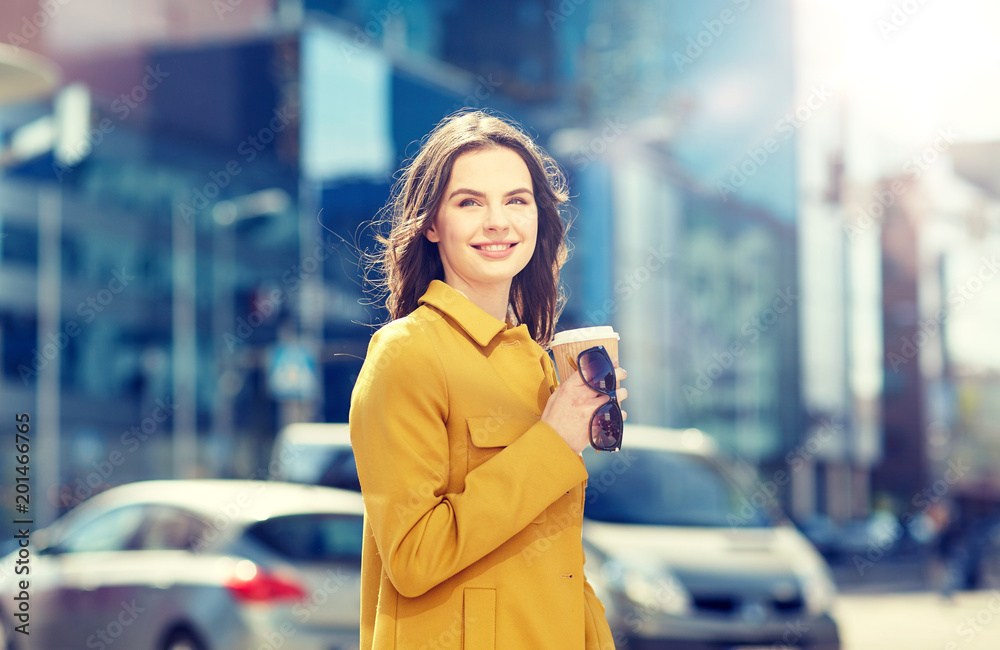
left=483, top=205, right=510, bottom=232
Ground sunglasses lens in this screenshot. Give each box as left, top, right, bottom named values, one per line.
left=579, top=349, right=615, bottom=394
left=591, top=401, right=623, bottom=450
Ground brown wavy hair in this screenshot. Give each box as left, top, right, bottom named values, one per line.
left=369, top=109, right=571, bottom=346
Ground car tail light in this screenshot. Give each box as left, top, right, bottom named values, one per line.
left=225, top=560, right=307, bottom=603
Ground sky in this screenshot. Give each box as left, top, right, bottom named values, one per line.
left=804, top=0, right=1000, bottom=152
left=796, top=0, right=1000, bottom=374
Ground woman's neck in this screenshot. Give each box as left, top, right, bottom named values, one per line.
left=447, top=280, right=511, bottom=323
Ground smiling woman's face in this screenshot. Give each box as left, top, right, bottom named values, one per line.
left=425, top=146, right=538, bottom=298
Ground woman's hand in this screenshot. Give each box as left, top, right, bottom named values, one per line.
left=541, top=366, right=627, bottom=455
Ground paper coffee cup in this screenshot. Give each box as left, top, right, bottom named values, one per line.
left=550, top=326, right=620, bottom=383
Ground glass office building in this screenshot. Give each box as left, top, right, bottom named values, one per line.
left=1, top=0, right=808, bottom=523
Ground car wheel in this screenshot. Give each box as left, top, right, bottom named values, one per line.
left=162, top=629, right=205, bottom=650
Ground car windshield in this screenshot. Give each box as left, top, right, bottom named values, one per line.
left=583, top=448, right=771, bottom=528
left=278, top=445, right=361, bottom=492
left=317, top=451, right=362, bottom=492
left=246, top=513, right=364, bottom=562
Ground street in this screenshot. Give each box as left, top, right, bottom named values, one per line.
left=836, top=590, right=1000, bottom=650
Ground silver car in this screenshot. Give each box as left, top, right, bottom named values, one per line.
left=269, top=423, right=358, bottom=492
left=0, top=480, right=363, bottom=650
left=581, top=426, right=841, bottom=650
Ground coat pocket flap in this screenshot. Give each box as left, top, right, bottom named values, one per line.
left=464, top=588, right=496, bottom=650
left=466, top=414, right=537, bottom=449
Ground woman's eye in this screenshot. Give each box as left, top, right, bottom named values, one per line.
left=458, top=196, right=529, bottom=207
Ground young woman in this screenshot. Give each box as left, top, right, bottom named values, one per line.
left=349, top=109, right=626, bottom=649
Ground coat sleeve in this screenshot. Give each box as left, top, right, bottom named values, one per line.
left=584, top=574, right=616, bottom=649
left=349, top=322, right=589, bottom=598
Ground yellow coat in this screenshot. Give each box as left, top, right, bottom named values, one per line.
left=349, top=280, right=615, bottom=649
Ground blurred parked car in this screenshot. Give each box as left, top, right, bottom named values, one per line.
left=581, top=426, right=841, bottom=650
left=0, top=480, right=363, bottom=650
left=270, top=423, right=359, bottom=491
left=796, top=514, right=842, bottom=560
left=264, top=422, right=842, bottom=648
left=798, top=511, right=907, bottom=564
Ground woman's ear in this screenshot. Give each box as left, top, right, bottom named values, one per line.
left=425, top=224, right=440, bottom=243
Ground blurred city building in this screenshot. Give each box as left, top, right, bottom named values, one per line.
left=0, top=0, right=567, bottom=527
left=540, top=0, right=806, bottom=510
left=0, top=0, right=837, bottom=529
left=1, top=5, right=305, bottom=529
left=793, top=0, right=1000, bottom=536
left=2, top=0, right=998, bottom=540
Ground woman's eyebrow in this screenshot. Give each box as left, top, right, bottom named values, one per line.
left=448, top=187, right=534, bottom=200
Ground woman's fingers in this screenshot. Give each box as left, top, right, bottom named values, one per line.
left=613, top=367, right=627, bottom=396
left=542, top=376, right=611, bottom=454
left=544, top=363, right=628, bottom=454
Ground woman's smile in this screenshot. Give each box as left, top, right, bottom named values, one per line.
left=472, top=241, right=519, bottom=257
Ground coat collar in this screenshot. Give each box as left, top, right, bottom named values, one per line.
left=418, top=280, right=511, bottom=347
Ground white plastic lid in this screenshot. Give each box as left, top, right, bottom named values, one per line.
left=550, top=326, right=620, bottom=345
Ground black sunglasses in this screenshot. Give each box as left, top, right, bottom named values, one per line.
left=572, top=345, right=624, bottom=452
